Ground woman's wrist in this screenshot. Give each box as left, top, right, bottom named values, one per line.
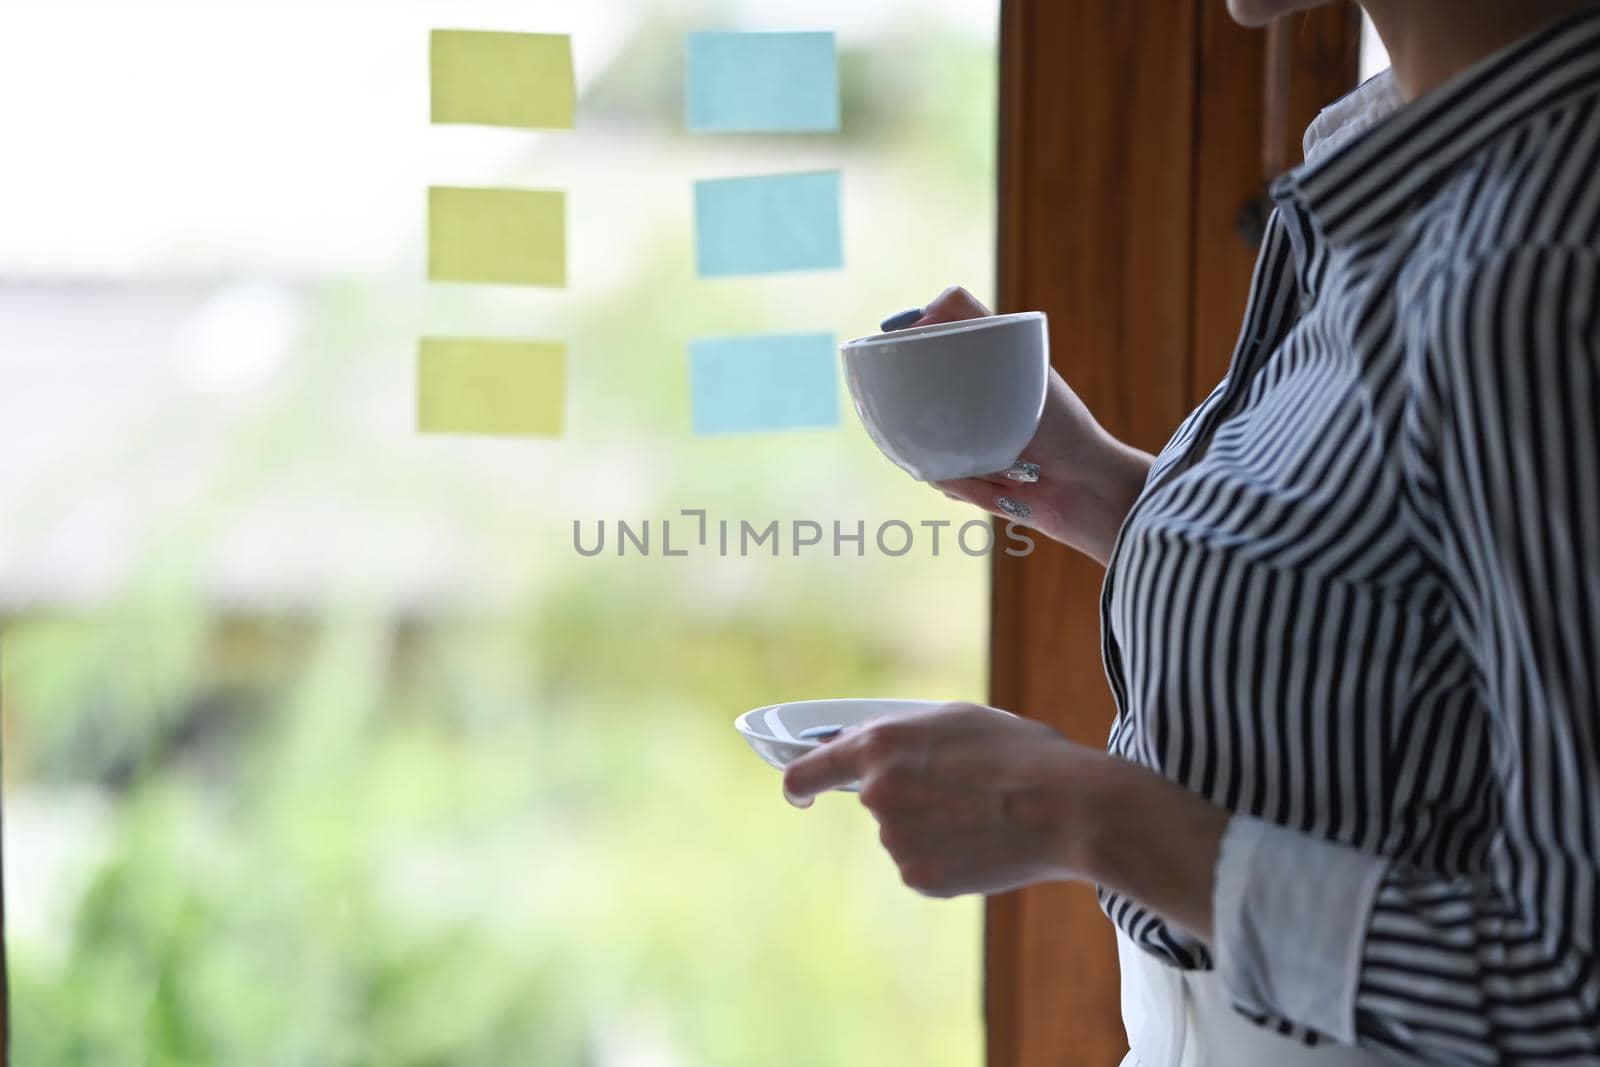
left=1052, top=752, right=1231, bottom=943
left=1053, top=431, right=1154, bottom=565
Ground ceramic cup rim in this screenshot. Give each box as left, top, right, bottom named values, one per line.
left=842, top=310, right=1045, bottom=351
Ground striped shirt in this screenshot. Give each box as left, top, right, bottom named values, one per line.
left=1098, top=11, right=1600, bottom=1062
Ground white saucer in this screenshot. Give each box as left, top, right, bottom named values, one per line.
left=735, top=698, right=946, bottom=792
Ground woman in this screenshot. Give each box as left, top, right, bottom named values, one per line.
left=783, top=1, right=1600, bottom=1063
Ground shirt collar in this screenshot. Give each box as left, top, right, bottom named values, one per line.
left=1273, top=7, right=1600, bottom=247
left=1300, top=70, right=1406, bottom=168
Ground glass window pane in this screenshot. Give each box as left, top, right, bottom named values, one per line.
left=0, top=2, right=996, bottom=1064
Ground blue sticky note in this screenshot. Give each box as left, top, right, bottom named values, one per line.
left=695, top=171, right=843, bottom=277
left=690, top=333, right=839, bottom=434
left=685, top=31, right=839, bottom=133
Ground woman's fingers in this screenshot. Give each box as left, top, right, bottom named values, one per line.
left=783, top=733, right=871, bottom=807
left=934, top=478, right=1005, bottom=509
left=934, top=478, right=1040, bottom=524
left=936, top=464, right=1043, bottom=497
left=914, top=285, right=993, bottom=326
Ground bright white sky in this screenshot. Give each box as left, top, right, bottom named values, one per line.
left=0, top=0, right=994, bottom=280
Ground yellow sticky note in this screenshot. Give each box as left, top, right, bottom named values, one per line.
left=428, top=186, right=566, bottom=287
left=418, top=337, right=565, bottom=437
left=431, top=30, right=575, bottom=130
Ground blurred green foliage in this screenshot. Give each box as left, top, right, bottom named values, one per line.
left=6, top=571, right=986, bottom=1066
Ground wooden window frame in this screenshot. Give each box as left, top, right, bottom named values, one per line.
left=986, top=4, right=1360, bottom=1063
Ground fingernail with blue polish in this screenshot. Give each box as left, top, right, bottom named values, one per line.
left=879, top=307, right=925, bottom=332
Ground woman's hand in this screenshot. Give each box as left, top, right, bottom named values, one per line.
left=781, top=702, right=1230, bottom=938
left=781, top=703, right=1097, bottom=896
left=910, top=286, right=1154, bottom=566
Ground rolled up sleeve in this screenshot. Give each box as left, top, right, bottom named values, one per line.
left=1212, top=815, right=1389, bottom=1044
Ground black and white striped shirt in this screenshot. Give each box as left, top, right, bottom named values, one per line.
left=1098, top=11, right=1600, bottom=1062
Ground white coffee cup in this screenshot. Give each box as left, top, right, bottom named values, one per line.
left=840, top=311, right=1048, bottom=482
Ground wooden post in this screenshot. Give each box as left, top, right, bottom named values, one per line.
left=987, top=4, right=1360, bottom=1063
